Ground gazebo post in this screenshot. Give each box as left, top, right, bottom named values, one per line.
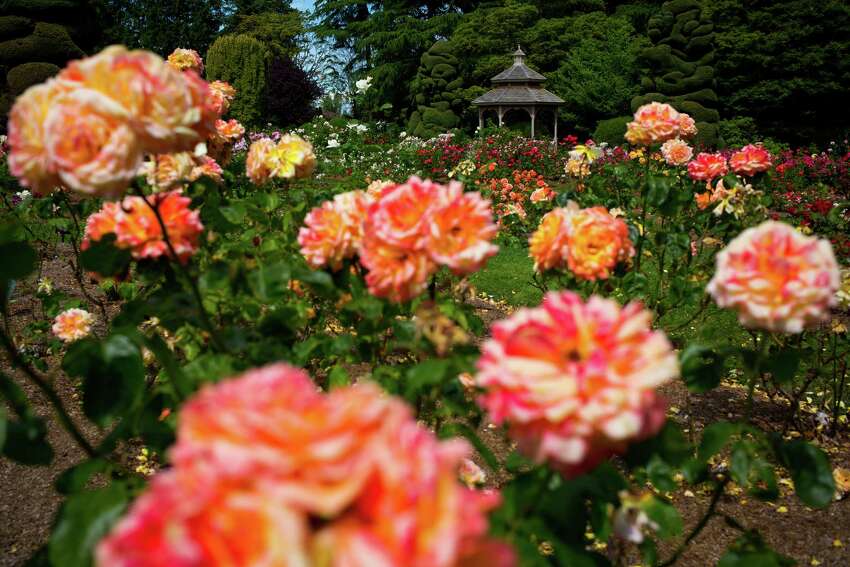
left=497, top=106, right=503, bottom=127
left=478, top=109, right=483, bottom=131
left=530, top=107, right=536, bottom=139
left=553, top=115, right=558, bottom=145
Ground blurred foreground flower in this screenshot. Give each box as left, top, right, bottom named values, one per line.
left=707, top=221, right=840, bottom=333
left=475, top=291, right=677, bottom=478
left=7, top=45, right=217, bottom=197
left=53, top=308, right=94, bottom=342
left=97, top=363, right=515, bottom=567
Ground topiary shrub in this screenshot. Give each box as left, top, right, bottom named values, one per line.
left=6, top=61, right=59, bottom=95
left=406, top=41, right=464, bottom=138
left=0, top=16, right=34, bottom=41
left=206, top=34, right=268, bottom=127
left=592, top=116, right=631, bottom=146
left=0, top=1, right=90, bottom=134
left=0, top=21, right=84, bottom=66
left=632, top=0, right=721, bottom=145
left=264, top=57, right=320, bottom=128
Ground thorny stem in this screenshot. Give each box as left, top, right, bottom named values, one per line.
left=745, top=331, right=771, bottom=422
left=634, top=159, right=651, bottom=273
left=59, top=193, right=109, bottom=321
left=133, top=186, right=228, bottom=353
left=0, top=323, right=97, bottom=458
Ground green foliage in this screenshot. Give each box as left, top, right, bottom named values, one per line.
left=232, top=10, right=302, bottom=59
left=0, top=21, right=84, bottom=66
left=206, top=34, right=269, bottom=126
left=94, top=0, right=227, bottom=55
left=6, top=61, right=59, bottom=95
left=548, top=13, right=647, bottom=129
left=716, top=116, right=759, bottom=148
left=592, top=115, right=631, bottom=146
left=633, top=0, right=720, bottom=139
left=707, top=0, right=850, bottom=144
left=407, top=40, right=464, bottom=138
left=0, top=16, right=34, bottom=41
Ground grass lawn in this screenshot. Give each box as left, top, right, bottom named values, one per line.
left=471, top=243, right=543, bottom=307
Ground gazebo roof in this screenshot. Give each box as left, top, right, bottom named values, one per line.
left=472, top=85, right=564, bottom=106
left=490, top=45, right=546, bottom=84
left=472, top=46, right=564, bottom=107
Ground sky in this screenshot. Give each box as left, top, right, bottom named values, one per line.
left=292, top=0, right=315, bottom=11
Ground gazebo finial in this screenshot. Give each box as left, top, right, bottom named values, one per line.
left=513, top=44, right=525, bottom=65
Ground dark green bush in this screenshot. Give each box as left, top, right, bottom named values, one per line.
left=0, top=16, right=34, bottom=41
left=6, top=61, right=59, bottom=95
left=0, top=22, right=84, bottom=66
left=592, top=116, right=630, bottom=146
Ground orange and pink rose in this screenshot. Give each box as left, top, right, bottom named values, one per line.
left=475, top=291, right=677, bottom=478
left=707, top=221, right=840, bottom=333
left=687, top=152, right=728, bottom=181
left=729, top=144, right=772, bottom=176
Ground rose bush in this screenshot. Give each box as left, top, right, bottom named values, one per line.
left=0, top=46, right=846, bottom=567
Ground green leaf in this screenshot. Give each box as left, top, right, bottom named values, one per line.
left=49, top=483, right=128, bottom=567
left=698, top=422, right=738, bottom=463
left=647, top=455, right=677, bottom=492
left=0, top=241, right=37, bottom=284
left=79, top=235, right=132, bottom=277
left=776, top=439, right=835, bottom=508
left=680, top=344, right=725, bottom=393
left=0, top=370, right=33, bottom=417
left=438, top=422, right=498, bottom=470
left=220, top=203, right=247, bottom=224
left=764, top=348, right=800, bottom=385
left=248, top=261, right=292, bottom=302
left=328, top=365, right=351, bottom=389
left=718, top=531, right=794, bottom=567
left=63, top=335, right=146, bottom=426
left=56, top=459, right=111, bottom=495
left=642, top=497, right=682, bottom=539
left=2, top=418, right=53, bottom=465
left=404, top=359, right=451, bottom=400
left=730, top=442, right=752, bottom=486
left=647, top=175, right=671, bottom=207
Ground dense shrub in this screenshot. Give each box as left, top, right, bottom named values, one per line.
left=264, top=56, right=320, bottom=128
left=206, top=34, right=268, bottom=126
left=6, top=61, right=59, bottom=95
left=592, top=115, right=631, bottom=146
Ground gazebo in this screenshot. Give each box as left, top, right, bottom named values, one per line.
left=472, top=46, right=564, bottom=142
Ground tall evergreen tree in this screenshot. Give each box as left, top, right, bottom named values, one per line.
left=95, top=0, right=228, bottom=55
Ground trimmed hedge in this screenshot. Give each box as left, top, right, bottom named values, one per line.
left=0, top=22, right=84, bottom=66
left=7, top=61, right=59, bottom=95
left=593, top=116, right=631, bottom=146
left=206, top=34, right=268, bottom=126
